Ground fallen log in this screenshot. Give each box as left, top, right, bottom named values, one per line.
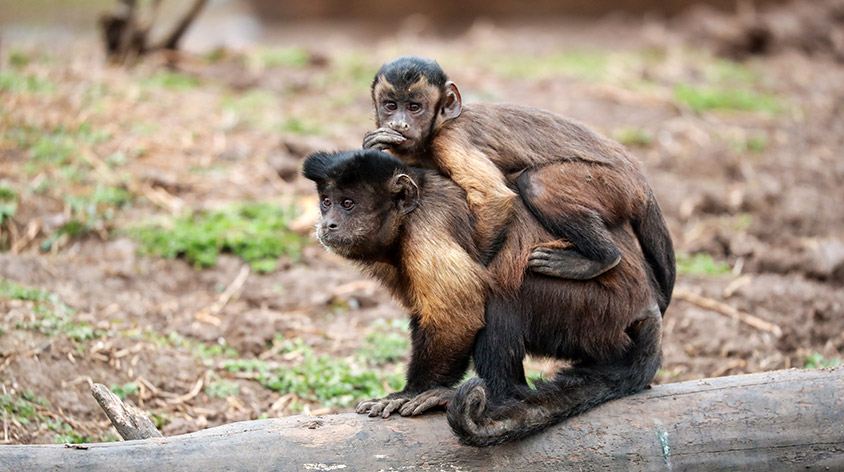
left=1, top=368, right=842, bottom=471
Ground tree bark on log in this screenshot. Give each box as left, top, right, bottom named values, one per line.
left=1, top=368, right=842, bottom=471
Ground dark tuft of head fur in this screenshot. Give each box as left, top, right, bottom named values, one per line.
left=302, top=149, right=409, bottom=187
left=372, top=56, right=449, bottom=92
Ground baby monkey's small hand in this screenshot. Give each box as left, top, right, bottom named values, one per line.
left=363, top=128, right=406, bottom=151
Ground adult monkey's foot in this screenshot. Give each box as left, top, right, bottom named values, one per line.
left=356, top=387, right=454, bottom=418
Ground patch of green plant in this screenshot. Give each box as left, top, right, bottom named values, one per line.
left=130, top=121, right=160, bottom=136
left=27, top=130, right=77, bottom=167
left=0, top=184, right=19, bottom=237
left=731, top=133, right=768, bottom=154
left=75, top=122, right=112, bottom=145
left=22, top=304, right=73, bottom=337
left=173, top=332, right=238, bottom=359
left=674, top=84, right=781, bottom=113
left=66, top=184, right=132, bottom=213
left=1, top=278, right=101, bottom=342
left=220, top=89, right=277, bottom=128
left=222, top=358, right=268, bottom=373
left=8, top=49, right=31, bottom=68
left=143, top=330, right=238, bottom=359
left=0, top=278, right=52, bottom=302
left=64, top=323, right=101, bottom=342
left=19, top=123, right=108, bottom=176
left=194, top=340, right=239, bottom=359
left=251, top=47, right=311, bottom=69
left=105, top=151, right=128, bottom=167
left=133, top=203, right=305, bottom=273
left=804, top=353, right=841, bottom=369
left=142, top=70, right=200, bottom=90
left=0, top=390, right=47, bottom=425
left=729, top=213, right=753, bottom=232
left=328, top=54, right=374, bottom=89
left=2, top=391, right=98, bottom=443
left=0, top=184, right=18, bottom=202
left=222, top=340, right=405, bottom=408
left=204, top=47, right=228, bottom=63
left=0, top=70, right=54, bottom=94
left=357, top=322, right=410, bottom=366
left=39, top=221, right=86, bottom=251
left=613, top=127, right=653, bottom=147
left=676, top=253, right=731, bottom=277
left=656, top=367, right=684, bottom=381
left=280, top=117, right=323, bottom=136
left=40, top=185, right=133, bottom=251
left=150, top=412, right=170, bottom=430
left=491, top=50, right=610, bottom=81
left=705, top=59, right=758, bottom=85
left=206, top=379, right=240, bottom=399
left=110, top=382, right=140, bottom=400
left=48, top=419, right=93, bottom=444
left=222, top=89, right=276, bottom=113
left=81, top=82, right=110, bottom=107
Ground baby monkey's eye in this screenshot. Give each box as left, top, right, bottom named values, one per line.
left=384, top=101, right=398, bottom=111
left=321, top=197, right=331, bottom=208
left=408, top=103, right=421, bottom=112
left=341, top=199, right=355, bottom=210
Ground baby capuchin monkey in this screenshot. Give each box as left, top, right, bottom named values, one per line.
left=364, top=56, right=675, bottom=314
left=303, top=149, right=663, bottom=446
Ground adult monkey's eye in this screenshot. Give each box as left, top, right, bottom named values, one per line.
left=341, top=199, right=355, bottom=210
left=408, top=103, right=421, bottom=112
left=321, top=197, right=331, bottom=208
left=384, top=101, right=398, bottom=111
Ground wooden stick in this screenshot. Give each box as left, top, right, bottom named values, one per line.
left=674, top=287, right=783, bottom=337
left=90, top=383, right=162, bottom=441
left=195, top=265, right=250, bottom=325
left=165, top=373, right=206, bottom=405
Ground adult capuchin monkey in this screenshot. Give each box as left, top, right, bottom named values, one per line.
left=303, top=149, right=663, bottom=446
left=363, top=56, right=675, bottom=314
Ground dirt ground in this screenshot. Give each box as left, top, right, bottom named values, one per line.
left=1, top=9, right=843, bottom=444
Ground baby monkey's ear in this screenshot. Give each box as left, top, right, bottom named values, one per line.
left=390, top=173, right=419, bottom=215
left=435, top=81, right=463, bottom=129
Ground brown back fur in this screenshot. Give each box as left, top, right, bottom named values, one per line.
left=364, top=168, right=653, bottom=364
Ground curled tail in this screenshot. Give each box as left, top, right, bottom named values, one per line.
left=447, top=307, right=662, bottom=447
left=632, top=193, right=675, bottom=315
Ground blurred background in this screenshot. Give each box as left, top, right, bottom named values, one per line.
left=1, top=0, right=842, bottom=445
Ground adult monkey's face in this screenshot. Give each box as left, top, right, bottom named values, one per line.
left=302, top=150, right=420, bottom=261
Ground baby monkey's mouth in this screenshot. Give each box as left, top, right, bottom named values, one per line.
left=394, top=133, right=410, bottom=142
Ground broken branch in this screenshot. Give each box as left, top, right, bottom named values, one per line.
left=674, top=287, right=783, bottom=337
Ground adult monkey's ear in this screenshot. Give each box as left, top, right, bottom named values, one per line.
left=302, top=151, right=337, bottom=184
left=390, top=173, right=420, bottom=215
left=436, top=81, right=462, bottom=128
